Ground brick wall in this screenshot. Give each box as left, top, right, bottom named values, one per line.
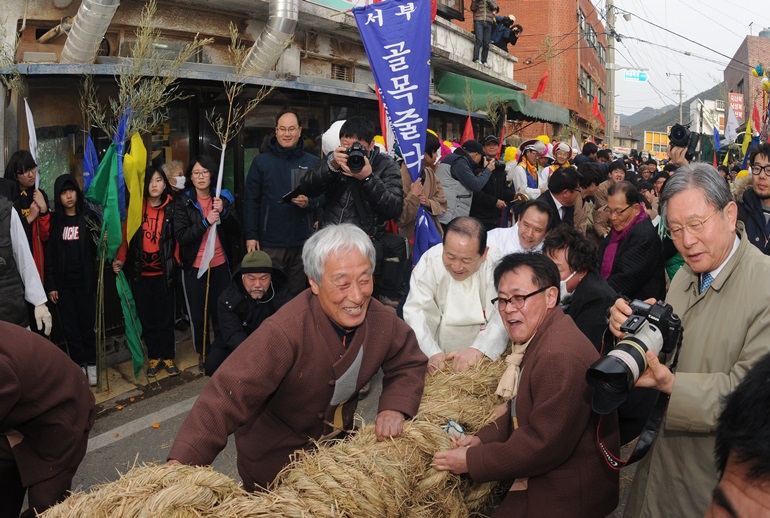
left=454, top=0, right=607, bottom=140
left=724, top=36, right=770, bottom=124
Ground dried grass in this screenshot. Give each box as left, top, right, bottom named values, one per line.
left=43, top=356, right=508, bottom=517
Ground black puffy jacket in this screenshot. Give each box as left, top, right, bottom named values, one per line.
left=216, top=266, right=293, bottom=351
left=123, top=193, right=178, bottom=287
left=174, top=188, right=240, bottom=271
left=738, top=188, right=770, bottom=255
left=298, top=146, right=403, bottom=238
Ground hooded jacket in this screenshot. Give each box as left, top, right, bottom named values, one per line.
left=117, top=192, right=178, bottom=287
left=299, top=146, right=403, bottom=239
left=243, top=137, right=320, bottom=248
left=216, top=265, right=293, bottom=351
left=45, top=175, right=96, bottom=293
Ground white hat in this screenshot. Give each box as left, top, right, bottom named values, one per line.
left=541, top=143, right=554, bottom=161
left=322, top=120, right=345, bottom=155
left=508, top=14, right=516, bottom=22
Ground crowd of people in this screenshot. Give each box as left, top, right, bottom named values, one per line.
left=3, top=110, right=770, bottom=517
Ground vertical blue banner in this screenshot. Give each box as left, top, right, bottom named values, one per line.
left=353, top=0, right=431, bottom=181
left=354, top=0, right=441, bottom=263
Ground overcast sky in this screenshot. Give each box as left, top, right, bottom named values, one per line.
left=608, top=0, right=770, bottom=116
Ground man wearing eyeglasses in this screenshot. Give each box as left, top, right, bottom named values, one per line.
left=432, top=253, right=620, bottom=517
left=403, top=216, right=508, bottom=373
left=737, top=142, right=770, bottom=256
left=243, top=110, right=320, bottom=295
left=607, top=163, right=770, bottom=517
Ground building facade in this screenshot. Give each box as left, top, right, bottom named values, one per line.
left=456, top=0, right=607, bottom=142
left=724, top=33, right=770, bottom=127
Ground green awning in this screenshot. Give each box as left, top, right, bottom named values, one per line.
left=434, top=70, right=570, bottom=126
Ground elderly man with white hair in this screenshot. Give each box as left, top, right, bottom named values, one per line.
left=168, top=224, right=427, bottom=491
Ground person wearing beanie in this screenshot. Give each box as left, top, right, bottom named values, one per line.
left=509, top=138, right=548, bottom=200
left=203, top=250, right=293, bottom=376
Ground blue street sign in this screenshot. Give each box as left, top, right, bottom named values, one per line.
left=623, top=70, right=649, bottom=82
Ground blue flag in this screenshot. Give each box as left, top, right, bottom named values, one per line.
left=115, top=111, right=129, bottom=221
left=353, top=0, right=441, bottom=264
left=83, top=133, right=99, bottom=194
left=713, top=125, right=720, bottom=152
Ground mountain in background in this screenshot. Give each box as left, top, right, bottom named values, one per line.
left=628, top=82, right=725, bottom=139
left=617, top=105, right=675, bottom=128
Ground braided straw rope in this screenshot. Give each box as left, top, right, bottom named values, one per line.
left=44, top=356, right=508, bottom=517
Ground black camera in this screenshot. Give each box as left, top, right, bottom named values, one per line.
left=586, top=300, right=683, bottom=414
left=345, top=142, right=368, bottom=173
left=668, top=123, right=699, bottom=162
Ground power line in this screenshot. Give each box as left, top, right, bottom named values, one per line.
left=614, top=6, right=752, bottom=69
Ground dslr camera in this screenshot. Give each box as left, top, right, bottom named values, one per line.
left=586, top=300, right=683, bottom=414
left=668, top=123, right=699, bottom=162
left=345, top=142, right=368, bottom=173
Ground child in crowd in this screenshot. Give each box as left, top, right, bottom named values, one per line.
left=113, top=164, right=180, bottom=377
left=45, top=174, right=97, bottom=385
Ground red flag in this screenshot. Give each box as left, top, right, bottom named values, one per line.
left=430, top=0, right=437, bottom=22
left=461, top=115, right=474, bottom=145
left=713, top=150, right=718, bottom=168
left=752, top=101, right=761, bottom=135
left=592, top=96, right=606, bottom=127
left=496, top=124, right=506, bottom=159
left=531, top=70, right=548, bottom=101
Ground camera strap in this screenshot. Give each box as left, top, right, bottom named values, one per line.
left=593, top=331, right=684, bottom=470
left=594, top=392, right=669, bottom=470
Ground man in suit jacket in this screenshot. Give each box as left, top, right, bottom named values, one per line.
left=432, top=253, right=619, bottom=518
left=538, top=166, right=580, bottom=228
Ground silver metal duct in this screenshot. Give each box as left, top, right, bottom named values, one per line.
left=60, top=0, right=120, bottom=64
left=242, top=0, right=298, bottom=75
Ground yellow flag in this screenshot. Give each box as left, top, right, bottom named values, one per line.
left=123, top=133, right=147, bottom=243
left=741, top=113, right=752, bottom=161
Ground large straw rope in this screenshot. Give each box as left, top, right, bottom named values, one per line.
left=43, top=355, right=509, bottom=517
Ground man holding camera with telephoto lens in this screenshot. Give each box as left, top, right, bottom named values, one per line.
left=606, top=161, right=770, bottom=518
left=299, top=117, right=403, bottom=238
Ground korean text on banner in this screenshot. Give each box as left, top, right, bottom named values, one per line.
left=353, top=0, right=441, bottom=262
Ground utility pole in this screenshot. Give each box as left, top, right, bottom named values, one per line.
left=667, top=72, right=684, bottom=124
left=606, top=0, right=616, bottom=149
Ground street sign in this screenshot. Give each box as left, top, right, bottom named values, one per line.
left=623, top=70, right=649, bottom=82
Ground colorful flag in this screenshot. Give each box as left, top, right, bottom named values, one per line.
left=83, top=134, right=99, bottom=194
left=116, top=271, right=145, bottom=379
left=197, top=143, right=226, bottom=279
left=24, top=99, right=40, bottom=189
left=713, top=125, right=720, bottom=167
left=354, top=0, right=441, bottom=264
left=461, top=115, right=475, bottom=145
left=123, top=133, right=147, bottom=242
left=531, top=70, right=548, bottom=101
left=592, top=96, right=606, bottom=126
left=85, top=142, right=122, bottom=261
left=741, top=109, right=753, bottom=165
left=724, top=103, right=739, bottom=143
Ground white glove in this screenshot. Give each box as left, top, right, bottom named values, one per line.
left=34, top=304, right=52, bottom=336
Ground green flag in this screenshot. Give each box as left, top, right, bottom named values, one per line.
left=116, top=271, right=145, bottom=379
left=85, top=141, right=122, bottom=261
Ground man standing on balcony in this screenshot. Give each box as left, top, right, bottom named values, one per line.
left=470, top=0, right=498, bottom=68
